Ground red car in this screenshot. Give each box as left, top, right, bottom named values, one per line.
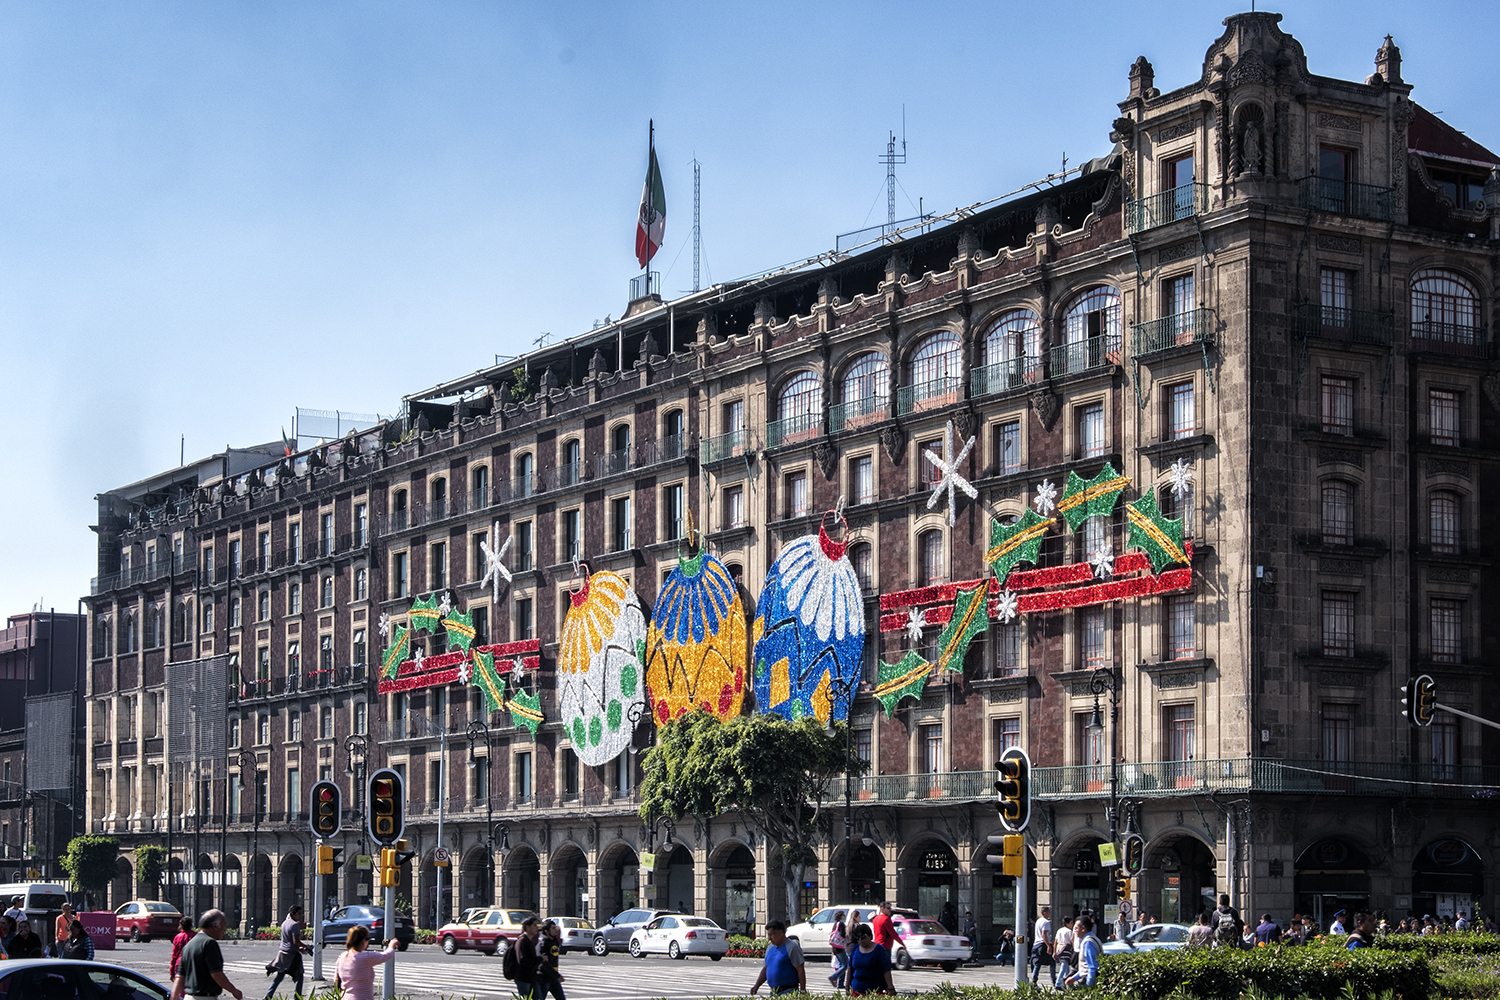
left=115, top=900, right=182, bottom=942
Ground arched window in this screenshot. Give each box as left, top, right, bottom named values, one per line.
left=515, top=453, right=535, bottom=496
left=393, top=489, right=408, bottom=531
left=906, top=332, right=963, bottom=412
left=605, top=424, right=631, bottom=476
left=1430, top=491, right=1461, bottom=554
left=431, top=477, right=447, bottom=518
left=979, top=310, right=1043, bottom=394
left=471, top=465, right=490, bottom=508
left=918, top=529, right=945, bottom=586
left=663, top=409, right=685, bottom=459
left=1411, top=270, right=1481, bottom=350
left=849, top=542, right=874, bottom=592
left=772, top=370, right=822, bottom=447
left=1058, top=287, right=1122, bottom=375
left=838, top=353, right=890, bottom=430
left=1321, top=481, right=1354, bottom=546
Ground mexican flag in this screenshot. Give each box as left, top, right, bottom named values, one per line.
left=635, top=126, right=666, bottom=268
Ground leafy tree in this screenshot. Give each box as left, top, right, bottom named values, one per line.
left=60, top=835, right=119, bottom=909
left=640, top=711, right=865, bottom=923
left=135, top=845, right=167, bottom=899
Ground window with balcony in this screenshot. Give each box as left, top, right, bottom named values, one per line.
left=663, top=409, right=684, bottom=460
left=289, top=524, right=301, bottom=563
left=258, top=531, right=270, bottom=570
left=918, top=529, right=944, bottom=586
left=1431, top=599, right=1464, bottom=664
left=515, top=597, right=534, bottom=641
left=1430, top=491, right=1460, bottom=554
left=977, top=311, right=1041, bottom=395
left=1411, top=270, right=1481, bottom=352
left=609, top=752, right=630, bottom=796
left=1167, top=382, right=1196, bottom=440
left=1160, top=482, right=1195, bottom=539
left=516, top=752, right=533, bottom=803
left=851, top=455, right=874, bottom=505
left=1318, top=267, right=1362, bottom=336
left=287, top=641, right=300, bottom=681
left=919, top=723, right=943, bottom=775
left=288, top=710, right=302, bottom=743
left=1321, top=481, right=1354, bottom=546
left=516, top=453, right=535, bottom=498
left=392, top=489, right=408, bottom=532
left=921, top=438, right=943, bottom=487
left=849, top=542, right=873, bottom=591
left=561, top=440, right=581, bottom=487
left=229, top=539, right=242, bottom=576
left=837, top=352, right=890, bottom=431
left=1321, top=702, right=1355, bottom=764
left=354, top=567, right=367, bottom=601
left=1078, top=712, right=1106, bottom=788
left=471, top=466, right=490, bottom=511
left=1321, top=591, right=1354, bottom=657
left=905, top=332, right=963, bottom=413
left=563, top=747, right=579, bottom=799
left=1430, top=389, right=1461, bottom=446
left=663, top=484, right=684, bottom=541
left=995, top=717, right=1020, bottom=754
left=258, top=591, right=270, bottom=622
left=1079, top=607, right=1107, bottom=669
left=562, top=509, right=581, bottom=562
left=287, top=582, right=300, bottom=615
left=431, top=542, right=447, bottom=590
left=354, top=504, right=367, bottom=547
left=784, top=470, right=809, bottom=519
left=611, top=497, right=631, bottom=550
left=229, top=597, right=241, bottom=630
left=429, top=479, right=447, bottom=521
left=1059, top=288, right=1121, bottom=376
left=773, top=370, right=823, bottom=448
left=1077, top=402, right=1106, bottom=459
left=1166, top=594, right=1195, bottom=660
left=354, top=701, right=367, bottom=736
left=320, top=634, right=333, bottom=671
left=1432, top=711, right=1460, bottom=778
left=353, top=628, right=366, bottom=667
left=1081, top=517, right=1107, bottom=565
left=320, top=512, right=334, bottom=554
left=1321, top=376, right=1354, bottom=435
left=603, top=425, right=631, bottom=477
left=321, top=576, right=333, bottom=608
left=394, top=553, right=408, bottom=599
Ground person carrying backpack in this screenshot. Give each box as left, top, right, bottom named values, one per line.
left=506, top=918, right=544, bottom=1000
left=1209, top=894, right=1243, bottom=948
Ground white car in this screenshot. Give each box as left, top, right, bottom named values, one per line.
left=545, top=915, right=595, bottom=954
left=1102, top=923, right=1191, bottom=955
left=628, top=914, right=729, bottom=960
left=889, top=916, right=970, bottom=972
left=786, top=904, right=910, bottom=956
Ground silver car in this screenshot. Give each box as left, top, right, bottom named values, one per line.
left=0, top=959, right=173, bottom=1000
left=1102, top=923, right=1192, bottom=954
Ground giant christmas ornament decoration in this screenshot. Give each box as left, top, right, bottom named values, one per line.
left=753, top=520, right=866, bottom=723
left=558, top=568, right=648, bottom=764
left=923, top=420, right=978, bottom=527
left=645, top=550, right=747, bottom=724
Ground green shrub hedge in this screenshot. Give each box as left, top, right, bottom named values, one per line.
left=1093, top=941, right=1430, bottom=1000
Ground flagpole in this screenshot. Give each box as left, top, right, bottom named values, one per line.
left=647, top=119, right=654, bottom=297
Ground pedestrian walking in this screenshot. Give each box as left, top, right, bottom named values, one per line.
left=1186, top=913, right=1212, bottom=949
left=169, top=909, right=244, bottom=1000
left=870, top=902, right=905, bottom=957
left=1051, top=915, right=1076, bottom=988
left=1029, top=905, right=1053, bottom=985
left=939, top=902, right=958, bottom=935
left=171, top=917, right=196, bottom=982
left=59, top=919, right=95, bottom=961
left=55, top=902, right=76, bottom=954
left=331, top=926, right=397, bottom=1000
left=1209, top=894, right=1242, bottom=948
left=3, top=897, right=24, bottom=923
left=826, top=910, right=849, bottom=989
left=845, top=924, right=893, bottom=997
left=961, top=911, right=978, bottom=963
left=540, top=920, right=566, bottom=1000
left=1346, top=912, right=1376, bottom=950
left=1254, top=914, right=1281, bottom=946
left=514, top=917, right=546, bottom=1000
left=750, top=921, right=805, bottom=997
left=1062, top=917, right=1101, bottom=988
left=263, top=906, right=311, bottom=1000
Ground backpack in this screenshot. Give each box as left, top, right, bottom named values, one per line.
left=1213, top=908, right=1240, bottom=946
left=502, top=939, right=519, bottom=980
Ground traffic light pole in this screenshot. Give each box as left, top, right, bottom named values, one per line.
left=383, top=879, right=396, bottom=1000
left=1435, top=701, right=1500, bottom=732
left=313, top=838, right=324, bottom=983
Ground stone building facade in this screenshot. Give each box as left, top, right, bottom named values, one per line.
left=85, top=13, right=1499, bottom=946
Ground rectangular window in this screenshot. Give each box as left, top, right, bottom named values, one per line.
left=229, top=539, right=241, bottom=575
left=471, top=607, right=488, bottom=647
left=997, top=421, right=1021, bottom=476
left=1078, top=713, right=1106, bottom=789
left=852, top=456, right=874, bottom=505
left=516, top=752, right=533, bottom=803
left=1080, top=607, right=1107, bottom=669
left=1166, top=704, right=1195, bottom=761
left=288, top=710, right=301, bottom=742
left=1165, top=272, right=1195, bottom=317
left=920, top=724, right=943, bottom=775
left=289, top=524, right=301, bottom=564
left=394, top=553, right=408, bottom=599
left=229, top=717, right=240, bottom=748
left=320, top=707, right=333, bottom=740
left=562, top=510, right=581, bottom=562
left=612, top=497, right=631, bottom=551
left=354, top=567, right=367, bottom=601
left=611, top=753, right=630, bottom=796
left=352, top=628, right=366, bottom=668
left=1078, top=403, right=1105, bottom=458
left=1430, top=494, right=1460, bottom=554
left=321, top=576, right=333, bottom=608
left=320, top=634, right=333, bottom=671
left=516, top=522, right=533, bottom=572
left=1431, top=599, right=1463, bottom=663
left=995, top=717, right=1020, bottom=754
left=431, top=542, right=447, bottom=590
left=1320, top=268, right=1352, bottom=327
left=354, top=702, right=367, bottom=736
left=563, top=748, right=579, bottom=799
left=853, top=729, right=872, bottom=791
left=1168, top=383, right=1195, bottom=440
left=230, top=596, right=242, bottom=629
left=1321, top=482, right=1353, bottom=546
left=287, top=641, right=300, bottom=681
left=1321, top=376, right=1354, bottom=436
left=663, top=484, right=684, bottom=541
left=515, top=597, right=534, bottom=641
left=429, top=760, right=442, bottom=806
left=354, top=504, right=367, bottom=547
left=1166, top=594, right=1195, bottom=660
left=784, top=471, right=809, bottom=518
left=258, top=531, right=270, bottom=569
left=289, top=583, right=301, bottom=615
left=321, top=512, right=334, bottom=555
left=1321, top=591, right=1354, bottom=657
left=1166, top=153, right=1195, bottom=190
left=257, top=713, right=270, bottom=746
left=472, top=756, right=490, bottom=800
left=1430, top=389, right=1461, bottom=446
left=723, top=486, right=745, bottom=529
left=921, top=439, right=943, bottom=486
left=994, top=620, right=1020, bottom=677
left=1322, top=703, right=1355, bottom=763
left=1431, top=711, right=1460, bottom=778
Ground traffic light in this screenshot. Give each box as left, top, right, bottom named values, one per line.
left=1402, top=674, right=1437, bottom=728
left=984, top=834, right=1026, bottom=879
left=310, top=780, right=342, bottom=839
left=367, top=767, right=405, bottom=845
left=1113, top=870, right=1131, bottom=899
left=378, top=847, right=398, bottom=888
left=316, top=844, right=344, bottom=876
left=993, top=747, right=1031, bottom=833
left=1122, top=834, right=1145, bottom=876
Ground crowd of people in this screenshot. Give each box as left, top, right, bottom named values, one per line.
left=0, top=895, right=95, bottom=961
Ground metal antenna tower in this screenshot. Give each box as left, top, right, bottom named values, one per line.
left=880, top=107, right=907, bottom=235
left=693, top=157, right=702, bottom=292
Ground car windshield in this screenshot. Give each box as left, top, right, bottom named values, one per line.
left=558, top=918, right=590, bottom=928
left=900, top=920, right=948, bottom=935
left=31, top=894, right=69, bottom=910
left=1159, top=926, right=1188, bottom=942
left=510, top=911, right=537, bottom=924
left=143, top=903, right=180, bottom=913
left=681, top=919, right=717, bottom=928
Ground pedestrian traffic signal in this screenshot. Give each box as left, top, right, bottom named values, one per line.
left=1122, top=833, right=1145, bottom=876
left=993, top=747, right=1031, bottom=833
left=1402, top=674, right=1437, bottom=728
left=367, top=768, right=405, bottom=845
left=316, top=844, right=344, bottom=875
left=310, top=780, right=342, bottom=838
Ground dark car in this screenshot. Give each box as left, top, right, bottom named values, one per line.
left=319, top=905, right=415, bottom=950
left=591, top=908, right=677, bottom=956
left=0, top=959, right=172, bottom=1000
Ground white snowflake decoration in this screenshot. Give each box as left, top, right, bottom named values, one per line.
left=1088, top=541, right=1115, bottom=579
left=1168, top=458, right=1195, bottom=499
left=923, top=420, right=979, bottom=527
left=457, top=659, right=472, bottom=685
left=479, top=521, right=513, bottom=603
left=996, top=590, right=1020, bottom=623
left=906, top=606, right=928, bottom=643
left=378, top=613, right=391, bottom=640
left=437, top=592, right=453, bottom=618
left=1034, top=479, right=1059, bottom=515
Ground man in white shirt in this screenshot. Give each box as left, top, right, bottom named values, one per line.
left=1329, top=909, right=1347, bottom=935
left=2, top=897, right=24, bottom=923
left=1029, top=906, right=1052, bottom=986
left=1051, top=916, right=1075, bottom=988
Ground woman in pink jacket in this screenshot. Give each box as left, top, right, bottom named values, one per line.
left=333, top=926, right=398, bottom=1000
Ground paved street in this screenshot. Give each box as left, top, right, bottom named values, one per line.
left=95, top=939, right=1018, bottom=999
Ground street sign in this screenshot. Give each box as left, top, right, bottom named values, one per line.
left=434, top=847, right=450, bottom=867
left=1098, top=842, right=1119, bottom=868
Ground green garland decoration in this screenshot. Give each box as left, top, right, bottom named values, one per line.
left=441, top=609, right=477, bottom=654
left=1057, top=463, right=1130, bottom=532
left=471, top=650, right=507, bottom=714
left=508, top=687, right=543, bottom=737
left=409, top=594, right=442, bottom=634
left=934, top=583, right=988, bottom=674
left=874, top=650, right=933, bottom=718
left=1125, top=492, right=1189, bottom=574
left=986, top=508, right=1054, bottom=584
left=381, top=624, right=409, bottom=680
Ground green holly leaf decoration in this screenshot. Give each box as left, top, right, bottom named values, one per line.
left=381, top=624, right=409, bottom=680
left=1057, top=463, right=1130, bottom=532
left=986, top=508, right=1054, bottom=584
left=508, top=687, right=543, bottom=737
left=1125, top=491, right=1189, bottom=574
left=441, top=609, right=477, bottom=654
left=409, top=594, right=442, bottom=634
left=935, top=583, right=988, bottom=674
left=471, top=650, right=507, bottom=714
left=874, top=650, right=933, bottom=718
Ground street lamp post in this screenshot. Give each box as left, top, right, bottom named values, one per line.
left=467, top=721, right=492, bottom=905
left=824, top=675, right=859, bottom=904
left=491, top=822, right=510, bottom=909
left=643, top=816, right=674, bottom=910
left=1086, top=670, right=1121, bottom=887
left=346, top=735, right=368, bottom=904
left=236, top=749, right=258, bottom=937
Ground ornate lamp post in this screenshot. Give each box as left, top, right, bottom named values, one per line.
left=346, top=734, right=368, bottom=899
left=491, top=822, right=510, bottom=908
left=467, top=721, right=492, bottom=905
left=236, top=748, right=259, bottom=936
left=1086, top=671, right=1121, bottom=884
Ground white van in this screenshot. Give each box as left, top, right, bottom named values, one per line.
left=0, top=883, right=72, bottom=945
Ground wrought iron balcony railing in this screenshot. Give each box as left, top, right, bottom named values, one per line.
left=1049, top=334, right=1122, bottom=377
left=971, top=357, right=1043, bottom=398
left=829, top=395, right=890, bottom=434
left=1125, top=182, right=1209, bottom=235
left=896, top=377, right=963, bottom=417
left=700, top=429, right=753, bottom=465
left=1296, top=176, right=1394, bottom=222
left=767, top=412, right=821, bottom=450
left=1296, top=303, right=1394, bottom=346
left=1411, top=320, right=1488, bottom=358
left=1133, top=308, right=1213, bottom=356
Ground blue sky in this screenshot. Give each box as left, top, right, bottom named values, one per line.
left=1, top=2, right=1495, bottom=617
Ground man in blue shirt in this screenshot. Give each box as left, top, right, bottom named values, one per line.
left=751, top=921, right=806, bottom=997
left=1346, top=912, right=1375, bottom=950
left=1254, top=914, right=1281, bottom=945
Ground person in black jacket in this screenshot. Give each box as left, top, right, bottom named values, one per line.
left=9, top=920, right=44, bottom=958
left=540, top=921, right=565, bottom=1000
left=515, top=918, right=544, bottom=1000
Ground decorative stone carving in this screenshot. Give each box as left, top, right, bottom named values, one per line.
left=1427, top=459, right=1470, bottom=479
left=589, top=348, right=606, bottom=378
left=1158, top=241, right=1197, bottom=265
left=880, top=425, right=907, bottom=463
left=1226, top=50, right=1270, bottom=88
left=1482, top=372, right=1500, bottom=413
left=1157, top=672, right=1200, bottom=689
left=1031, top=390, right=1061, bottom=431
left=1318, top=671, right=1365, bottom=689
left=1034, top=199, right=1059, bottom=233
left=1274, top=101, right=1290, bottom=177
left=954, top=409, right=978, bottom=443
left=1318, top=448, right=1364, bottom=468
left=814, top=438, right=838, bottom=481
left=1110, top=116, right=1137, bottom=153
left=1317, top=235, right=1362, bottom=254
left=753, top=298, right=775, bottom=325
left=818, top=276, right=839, bottom=302
left=956, top=227, right=981, bottom=259
left=1155, top=120, right=1198, bottom=144
left=640, top=331, right=658, bottom=360
left=1318, top=559, right=1363, bottom=577
left=1428, top=566, right=1471, bottom=584
left=1317, top=112, right=1363, bottom=133
left=1128, top=56, right=1154, bottom=101
left=1236, top=104, right=1266, bottom=175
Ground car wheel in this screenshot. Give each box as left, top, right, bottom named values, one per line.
left=494, top=938, right=509, bottom=958
left=941, top=961, right=957, bottom=973
left=591, top=936, right=608, bottom=957
left=141, top=937, right=151, bottom=944
left=130, top=927, right=140, bottom=943
left=711, top=954, right=723, bottom=962
left=895, top=949, right=911, bottom=971
left=442, top=936, right=457, bottom=955
left=668, top=941, right=682, bottom=960
left=396, top=940, right=408, bottom=952
left=629, top=938, right=644, bottom=958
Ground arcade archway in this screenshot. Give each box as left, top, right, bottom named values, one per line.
left=1412, top=839, right=1484, bottom=922
left=1295, top=838, right=1371, bottom=928
left=503, top=846, right=541, bottom=912
left=1143, top=834, right=1217, bottom=925
left=596, top=842, right=639, bottom=919
left=710, top=842, right=756, bottom=936
left=549, top=843, right=588, bottom=917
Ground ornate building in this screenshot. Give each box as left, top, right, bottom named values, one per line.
left=86, top=13, right=1499, bottom=946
